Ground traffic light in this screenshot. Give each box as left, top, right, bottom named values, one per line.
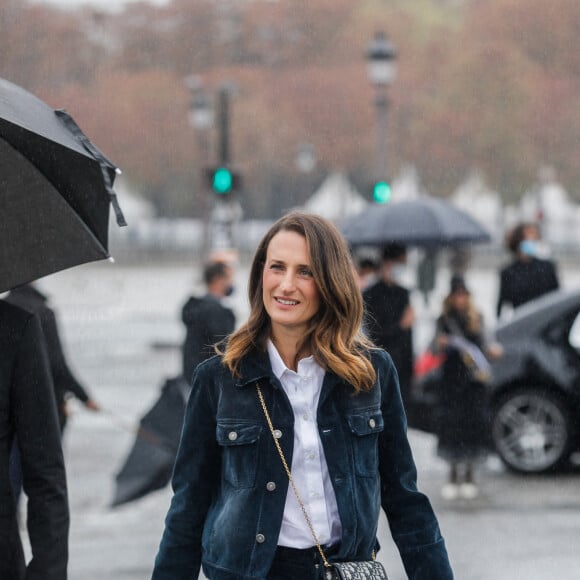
left=205, top=166, right=241, bottom=196
left=373, top=181, right=392, bottom=204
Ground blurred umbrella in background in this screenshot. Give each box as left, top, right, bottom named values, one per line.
left=111, top=376, right=189, bottom=507
left=341, top=197, right=491, bottom=248
left=0, top=77, right=126, bottom=293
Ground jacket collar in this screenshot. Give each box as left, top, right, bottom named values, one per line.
left=233, top=348, right=345, bottom=396
left=234, top=349, right=276, bottom=388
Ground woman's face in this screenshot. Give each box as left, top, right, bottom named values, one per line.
left=450, top=289, right=469, bottom=310
left=262, top=230, right=321, bottom=338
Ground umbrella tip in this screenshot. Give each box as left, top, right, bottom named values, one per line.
left=108, top=256, right=116, bottom=264
left=115, top=167, right=122, bottom=175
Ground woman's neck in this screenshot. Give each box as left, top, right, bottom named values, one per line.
left=270, top=331, right=310, bottom=372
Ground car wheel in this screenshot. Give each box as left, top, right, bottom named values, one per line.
left=492, top=388, right=573, bottom=473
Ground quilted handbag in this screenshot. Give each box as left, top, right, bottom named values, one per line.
left=328, top=560, right=389, bottom=579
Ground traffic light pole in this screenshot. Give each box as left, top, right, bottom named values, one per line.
left=211, top=85, right=240, bottom=251
left=217, top=87, right=230, bottom=166
left=375, top=91, right=389, bottom=186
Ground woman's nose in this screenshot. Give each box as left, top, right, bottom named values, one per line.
left=279, top=272, right=296, bottom=292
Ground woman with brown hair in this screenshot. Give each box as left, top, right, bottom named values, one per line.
left=152, top=212, right=453, bottom=580
left=434, top=276, right=502, bottom=500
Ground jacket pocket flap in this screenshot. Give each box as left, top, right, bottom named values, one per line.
left=347, top=411, right=384, bottom=436
left=216, top=422, right=263, bottom=446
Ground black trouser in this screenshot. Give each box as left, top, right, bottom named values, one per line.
left=268, top=545, right=338, bottom=580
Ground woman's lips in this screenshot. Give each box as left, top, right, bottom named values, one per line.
left=274, top=297, right=299, bottom=306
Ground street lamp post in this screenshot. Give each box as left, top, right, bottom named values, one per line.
left=185, top=75, right=214, bottom=258
left=366, top=31, right=397, bottom=199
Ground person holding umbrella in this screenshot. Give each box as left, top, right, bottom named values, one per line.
left=152, top=212, right=452, bottom=580
left=6, top=282, right=101, bottom=432
left=0, top=300, right=69, bottom=580
left=362, top=243, right=415, bottom=406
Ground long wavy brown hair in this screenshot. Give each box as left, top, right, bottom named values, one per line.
left=221, top=212, right=376, bottom=392
left=442, top=293, right=482, bottom=335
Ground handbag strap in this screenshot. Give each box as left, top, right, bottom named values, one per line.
left=255, top=383, right=332, bottom=569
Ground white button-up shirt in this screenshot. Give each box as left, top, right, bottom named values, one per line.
left=267, top=340, right=342, bottom=548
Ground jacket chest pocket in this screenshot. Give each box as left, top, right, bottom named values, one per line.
left=216, top=422, right=263, bottom=489
left=346, top=410, right=384, bottom=477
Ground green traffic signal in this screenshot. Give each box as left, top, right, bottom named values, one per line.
left=212, top=167, right=233, bottom=194
left=373, top=181, right=392, bottom=203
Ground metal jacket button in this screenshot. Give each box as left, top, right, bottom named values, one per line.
left=273, top=429, right=282, bottom=439
left=256, top=534, right=266, bottom=543
left=369, top=418, right=376, bottom=429
left=228, top=431, right=238, bottom=441
left=266, top=481, right=276, bottom=491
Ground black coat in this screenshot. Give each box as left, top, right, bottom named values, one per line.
left=181, top=294, right=235, bottom=384
left=363, top=280, right=414, bottom=402
left=434, top=310, right=490, bottom=460
left=0, top=300, right=69, bottom=580
left=497, top=257, right=559, bottom=317
left=6, top=285, right=90, bottom=429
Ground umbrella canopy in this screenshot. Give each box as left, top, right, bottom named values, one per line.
left=341, top=197, right=491, bottom=248
left=111, top=376, right=189, bottom=507
left=0, top=77, right=126, bottom=293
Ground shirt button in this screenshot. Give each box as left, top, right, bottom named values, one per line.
left=256, top=534, right=266, bottom=543
left=307, top=451, right=316, bottom=460
left=369, top=418, right=376, bottom=429
left=228, top=431, right=238, bottom=441
left=266, top=481, right=276, bottom=491
left=273, top=429, right=282, bottom=439
left=302, top=413, right=309, bottom=421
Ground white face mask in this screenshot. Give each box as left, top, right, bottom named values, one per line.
left=391, top=263, right=406, bottom=281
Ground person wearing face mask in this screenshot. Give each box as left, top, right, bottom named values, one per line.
left=181, top=260, right=236, bottom=384
left=363, top=243, right=415, bottom=406
left=497, top=222, right=559, bottom=319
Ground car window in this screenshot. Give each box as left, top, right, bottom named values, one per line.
left=568, top=312, right=580, bottom=352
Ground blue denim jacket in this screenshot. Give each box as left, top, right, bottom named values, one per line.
left=152, top=348, right=453, bottom=580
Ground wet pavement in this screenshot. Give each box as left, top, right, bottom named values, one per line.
left=19, top=258, right=580, bottom=579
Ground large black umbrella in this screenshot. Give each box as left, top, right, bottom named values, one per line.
left=0, top=77, right=126, bottom=293
left=111, top=375, right=189, bottom=507
left=341, top=197, right=491, bottom=248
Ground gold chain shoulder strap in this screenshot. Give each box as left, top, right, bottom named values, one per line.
left=255, top=383, right=332, bottom=569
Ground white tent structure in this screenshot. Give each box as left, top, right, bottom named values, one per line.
left=303, top=172, right=368, bottom=222
left=520, top=168, right=580, bottom=249
left=451, top=170, right=504, bottom=244
left=391, top=164, right=425, bottom=201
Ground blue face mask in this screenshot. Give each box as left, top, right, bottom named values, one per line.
left=519, top=240, right=538, bottom=257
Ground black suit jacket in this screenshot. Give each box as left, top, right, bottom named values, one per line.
left=6, top=284, right=90, bottom=429
left=0, top=300, right=69, bottom=580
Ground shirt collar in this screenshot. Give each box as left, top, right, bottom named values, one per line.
left=266, top=339, right=324, bottom=381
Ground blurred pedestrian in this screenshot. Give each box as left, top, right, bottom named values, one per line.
left=417, top=248, right=438, bottom=307
left=434, top=276, right=502, bottom=500
left=355, top=256, right=379, bottom=290
left=363, top=243, right=415, bottom=405
left=152, top=212, right=453, bottom=580
left=497, top=222, right=559, bottom=319
left=181, top=260, right=236, bottom=384
left=0, top=300, right=69, bottom=580
left=6, top=283, right=100, bottom=432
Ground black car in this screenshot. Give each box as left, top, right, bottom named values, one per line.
left=408, top=288, right=580, bottom=474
